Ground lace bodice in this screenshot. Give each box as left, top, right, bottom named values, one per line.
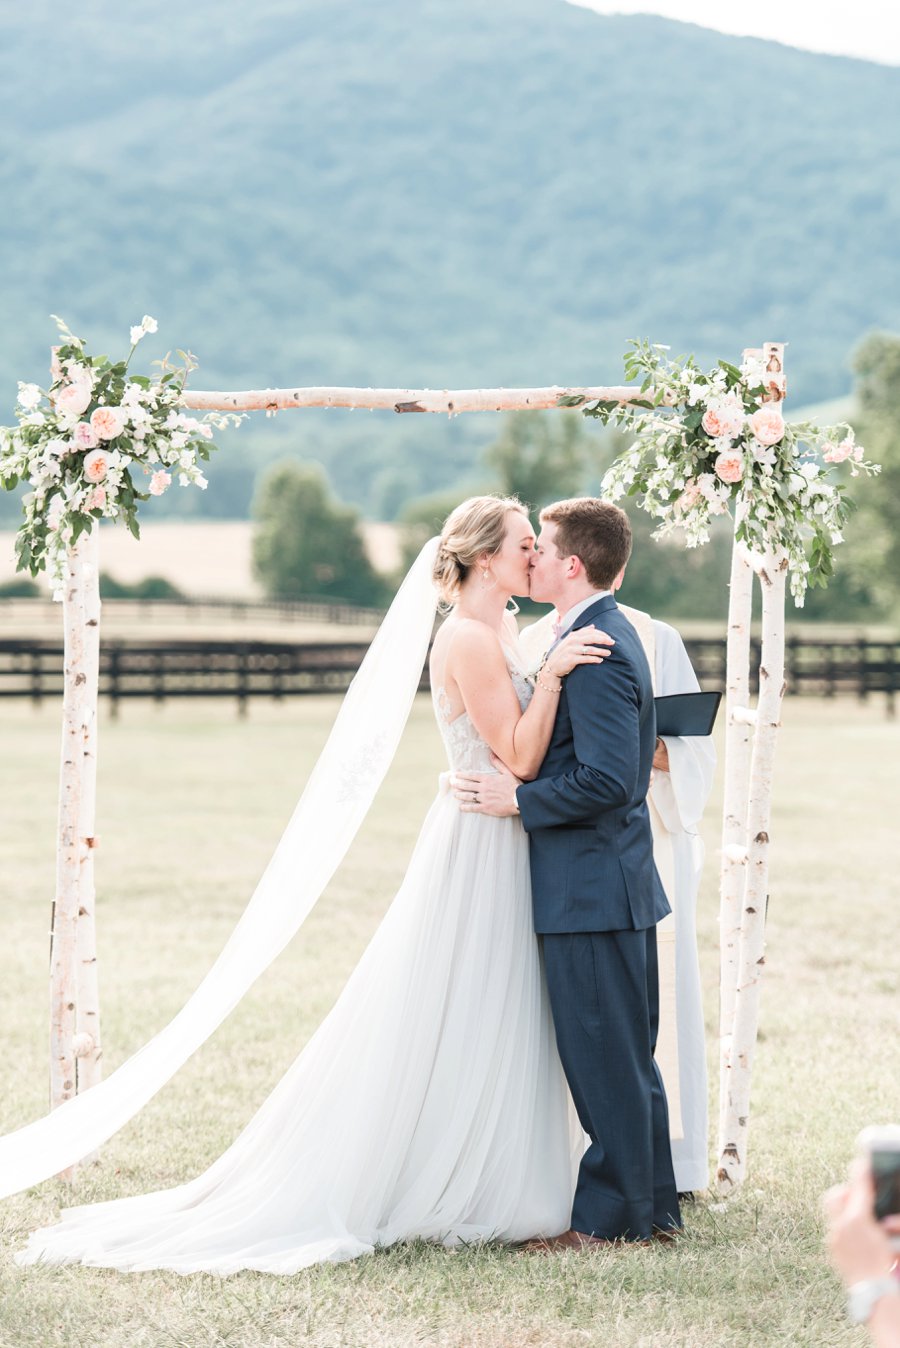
left=433, top=648, right=533, bottom=773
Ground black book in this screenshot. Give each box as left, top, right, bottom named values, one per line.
left=654, top=691, right=722, bottom=738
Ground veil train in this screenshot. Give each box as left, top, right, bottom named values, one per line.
left=0, top=538, right=440, bottom=1200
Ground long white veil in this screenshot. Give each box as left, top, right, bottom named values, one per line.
left=0, top=537, right=440, bottom=1199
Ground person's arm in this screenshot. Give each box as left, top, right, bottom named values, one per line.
left=516, top=652, right=641, bottom=829
left=450, top=622, right=613, bottom=782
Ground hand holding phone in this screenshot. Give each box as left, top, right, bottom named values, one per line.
left=858, top=1125, right=900, bottom=1240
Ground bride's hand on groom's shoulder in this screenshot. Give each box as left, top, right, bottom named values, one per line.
left=546, top=626, right=614, bottom=679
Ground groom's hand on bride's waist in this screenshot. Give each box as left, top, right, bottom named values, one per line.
left=453, top=757, right=522, bottom=817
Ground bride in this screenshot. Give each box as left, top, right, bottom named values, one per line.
left=13, top=495, right=612, bottom=1274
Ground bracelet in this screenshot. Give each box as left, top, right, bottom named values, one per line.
left=536, top=672, right=562, bottom=694
left=847, top=1276, right=900, bottom=1325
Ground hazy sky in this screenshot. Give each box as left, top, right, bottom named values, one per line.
left=568, top=0, right=900, bottom=66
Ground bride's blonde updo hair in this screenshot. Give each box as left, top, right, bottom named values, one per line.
left=433, top=494, right=529, bottom=606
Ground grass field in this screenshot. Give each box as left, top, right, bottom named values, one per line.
left=0, top=695, right=897, bottom=1347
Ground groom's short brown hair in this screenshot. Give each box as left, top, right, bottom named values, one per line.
left=539, top=497, right=632, bottom=589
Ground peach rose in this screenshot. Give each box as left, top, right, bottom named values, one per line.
left=73, top=421, right=99, bottom=450
left=675, top=480, right=704, bottom=511
left=56, top=381, right=92, bottom=416
left=90, top=405, right=126, bottom=441
left=714, top=450, right=745, bottom=484
left=148, top=470, right=171, bottom=496
left=701, top=407, right=727, bottom=438
left=83, top=449, right=110, bottom=483
left=749, top=406, right=785, bottom=446
left=88, top=486, right=107, bottom=510
left=823, top=438, right=854, bottom=464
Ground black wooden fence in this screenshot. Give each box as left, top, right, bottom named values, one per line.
left=0, top=633, right=897, bottom=715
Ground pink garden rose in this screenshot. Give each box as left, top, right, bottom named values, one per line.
left=749, top=406, right=785, bottom=446
left=702, top=396, right=744, bottom=441
left=88, top=486, right=107, bottom=510
left=73, top=421, right=99, bottom=450
left=675, top=479, right=704, bottom=511
left=714, top=449, right=745, bottom=484
left=56, top=381, right=92, bottom=417
left=90, top=405, right=126, bottom=441
left=823, top=438, right=857, bottom=464
left=701, top=407, right=728, bottom=438
left=149, top=470, right=171, bottom=496
left=83, top=449, right=110, bottom=483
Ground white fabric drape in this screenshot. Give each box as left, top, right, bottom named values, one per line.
left=644, top=617, right=716, bottom=1192
left=0, top=539, right=440, bottom=1200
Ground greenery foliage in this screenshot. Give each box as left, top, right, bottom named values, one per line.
left=252, top=461, right=388, bottom=605
left=569, top=340, right=879, bottom=605
left=0, top=317, right=237, bottom=596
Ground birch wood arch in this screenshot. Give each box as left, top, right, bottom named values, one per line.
left=52, top=355, right=787, bottom=1193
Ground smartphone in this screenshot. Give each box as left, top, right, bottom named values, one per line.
left=858, top=1126, right=900, bottom=1223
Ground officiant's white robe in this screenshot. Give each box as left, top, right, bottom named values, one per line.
left=518, top=607, right=715, bottom=1193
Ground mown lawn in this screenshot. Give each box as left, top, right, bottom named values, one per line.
left=0, top=694, right=897, bottom=1347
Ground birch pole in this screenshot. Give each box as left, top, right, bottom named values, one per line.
left=49, top=525, right=104, bottom=1179
left=181, top=384, right=646, bottom=415
left=74, top=526, right=102, bottom=1098
left=716, top=341, right=789, bottom=1190
left=717, top=549, right=788, bottom=1189
left=717, top=525, right=753, bottom=1148
left=50, top=540, right=89, bottom=1126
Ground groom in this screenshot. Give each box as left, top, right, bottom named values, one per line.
left=455, top=497, right=681, bottom=1246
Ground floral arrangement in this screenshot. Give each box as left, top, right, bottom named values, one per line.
left=0, top=316, right=241, bottom=598
left=560, top=339, right=880, bottom=604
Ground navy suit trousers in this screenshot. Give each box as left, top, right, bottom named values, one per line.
left=542, top=927, right=681, bottom=1240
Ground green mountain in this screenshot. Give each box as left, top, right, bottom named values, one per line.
left=1, top=0, right=898, bottom=521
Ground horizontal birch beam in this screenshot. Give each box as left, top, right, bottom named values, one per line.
left=180, top=385, right=650, bottom=414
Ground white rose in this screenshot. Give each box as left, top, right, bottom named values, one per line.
left=17, top=382, right=42, bottom=410
left=56, top=382, right=92, bottom=417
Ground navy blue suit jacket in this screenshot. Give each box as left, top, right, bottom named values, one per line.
left=517, top=595, right=670, bottom=934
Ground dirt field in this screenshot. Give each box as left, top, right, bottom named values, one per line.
left=0, top=521, right=403, bottom=599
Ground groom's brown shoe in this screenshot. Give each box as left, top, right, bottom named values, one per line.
left=520, top=1228, right=650, bottom=1253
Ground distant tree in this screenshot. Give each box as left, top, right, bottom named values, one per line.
left=99, top=574, right=186, bottom=600
left=848, top=333, right=900, bottom=617
left=484, top=412, right=588, bottom=517
left=616, top=510, right=732, bottom=623
left=252, top=461, right=386, bottom=605
left=783, top=332, right=900, bottom=623
left=393, top=483, right=485, bottom=573
left=0, top=576, right=40, bottom=597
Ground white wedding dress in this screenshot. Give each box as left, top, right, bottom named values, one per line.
left=18, top=650, right=575, bottom=1274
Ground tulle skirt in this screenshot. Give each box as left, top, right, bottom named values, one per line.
left=18, top=788, right=575, bottom=1274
